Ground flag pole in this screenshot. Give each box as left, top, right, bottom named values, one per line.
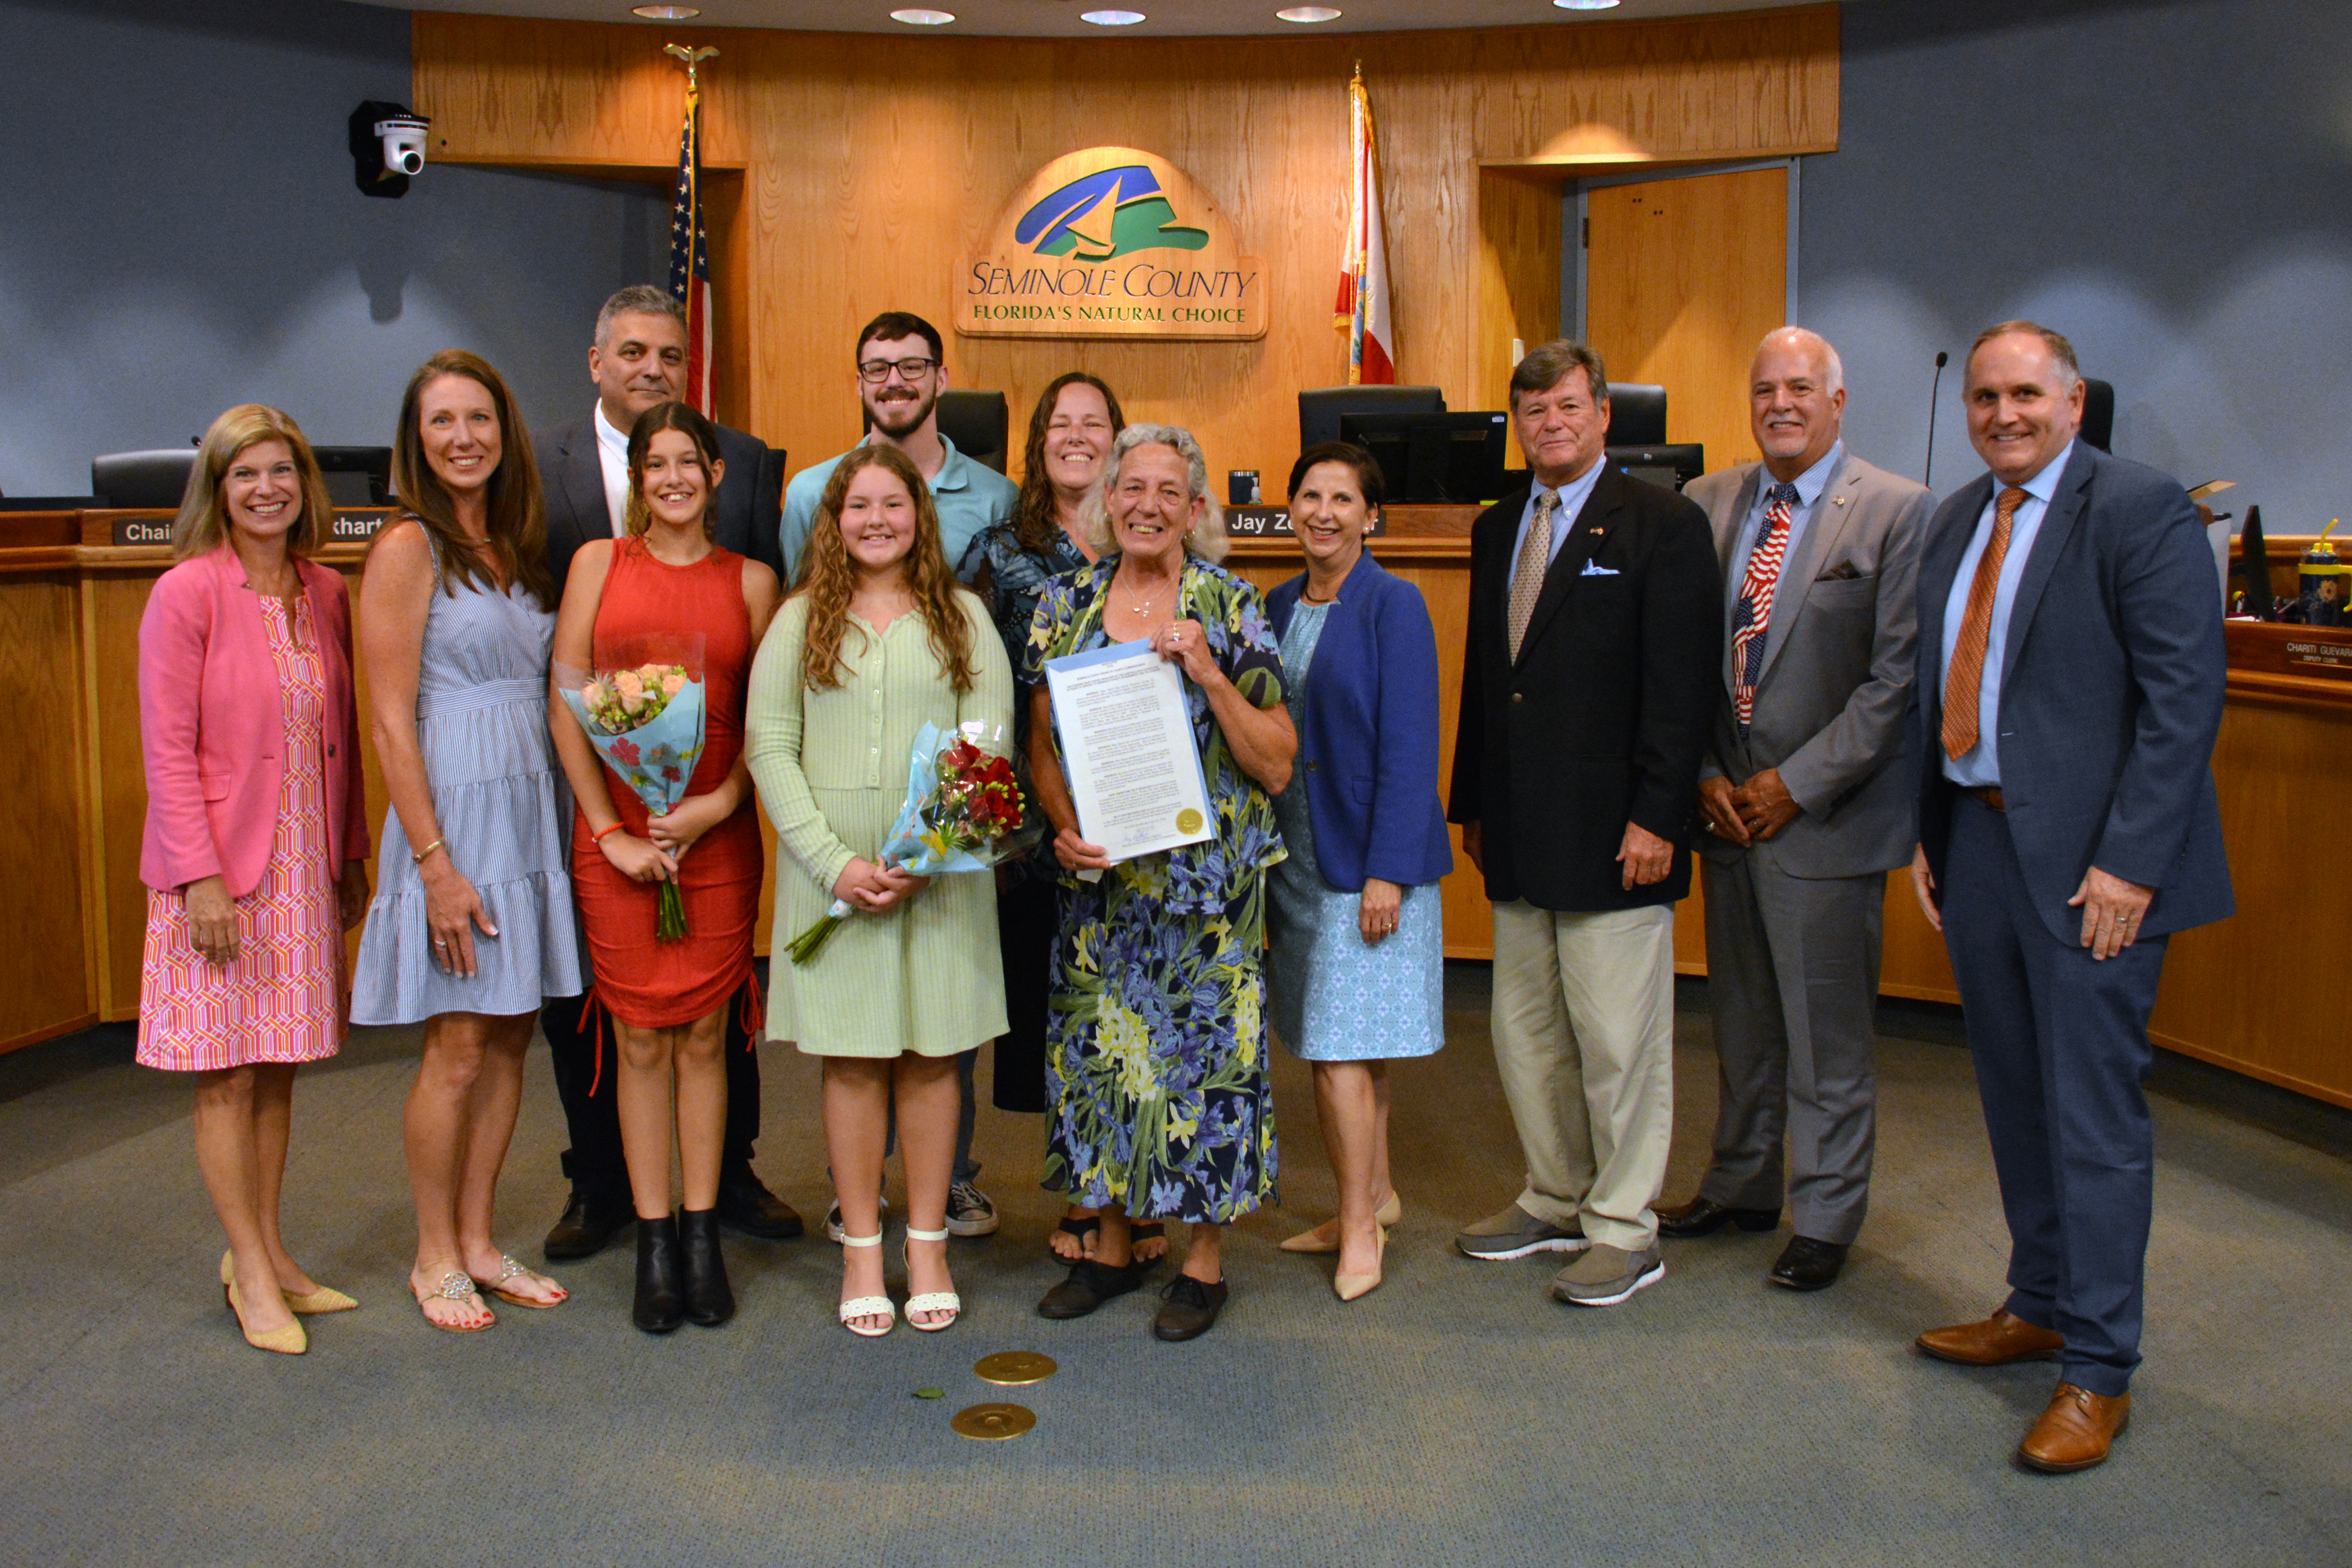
left=664, top=44, right=720, bottom=418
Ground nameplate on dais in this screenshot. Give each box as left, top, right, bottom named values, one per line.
left=957, top=148, right=1267, bottom=342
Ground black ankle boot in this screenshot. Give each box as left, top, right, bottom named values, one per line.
left=633, top=1215, right=685, bottom=1334
left=679, top=1207, right=735, bottom=1327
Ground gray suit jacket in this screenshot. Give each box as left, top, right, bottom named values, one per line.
left=1686, top=449, right=1931, bottom=879
left=538, top=412, right=785, bottom=592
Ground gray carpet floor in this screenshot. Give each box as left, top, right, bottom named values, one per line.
left=2, top=968, right=2347, bottom=1567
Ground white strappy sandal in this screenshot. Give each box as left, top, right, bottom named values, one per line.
left=838, top=1230, right=895, bottom=1338
left=903, top=1225, right=962, bottom=1332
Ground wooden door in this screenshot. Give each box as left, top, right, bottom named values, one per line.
left=1584, top=166, right=1787, bottom=971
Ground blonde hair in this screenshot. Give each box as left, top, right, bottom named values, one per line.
left=1083, top=422, right=1229, bottom=564
left=171, top=404, right=332, bottom=561
left=793, top=445, right=979, bottom=696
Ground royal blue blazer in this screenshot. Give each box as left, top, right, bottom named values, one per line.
left=1267, top=550, right=1455, bottom=891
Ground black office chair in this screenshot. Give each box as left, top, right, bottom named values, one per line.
left=93, top=450, right=198, bottom=510
left=1298, top=385, right=1445, bottom=456
left=312, top=446, right=394, bottom=506
left=1605, top=383, right=1667, bottom=446
left=936, top=390, right=1010, bottom=475
left=2081, top=378, right=2115, bottom=453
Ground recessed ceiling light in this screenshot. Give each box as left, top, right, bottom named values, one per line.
left=891, top=7, right=955, bottom=21
left=630, top=4, right=700, bottom=16
left=1081, top=9, right=1147, bottom=24
left=1276, top=5, right=1342, bottom=19
left=1553, top=0, right=1622, bottom=9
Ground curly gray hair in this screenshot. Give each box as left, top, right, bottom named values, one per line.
left=1083, top=421, right=1229, bottom=564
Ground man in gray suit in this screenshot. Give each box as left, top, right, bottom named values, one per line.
left=1909, top=321, right=2229, bottom=1472
left=1657, top=327, right=1930, bottom=1292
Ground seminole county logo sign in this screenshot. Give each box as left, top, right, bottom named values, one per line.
left=957, top=148, right=1266, bottom=341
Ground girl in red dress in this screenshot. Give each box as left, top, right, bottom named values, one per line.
left=550, top=402, right=779, bottom=1334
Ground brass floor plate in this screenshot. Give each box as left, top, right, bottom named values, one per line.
left=974, top=1350, right=1058, bottom=1386
left=951, top=1402, right=1036, bottom=1440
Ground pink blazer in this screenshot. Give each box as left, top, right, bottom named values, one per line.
left=138, top=544, right=369, bottom=897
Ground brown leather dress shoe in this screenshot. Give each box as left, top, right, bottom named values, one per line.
left=1916, top=1308, right=2065, bottom=1366
left=2018, top=1383, right=2129, bottom=1473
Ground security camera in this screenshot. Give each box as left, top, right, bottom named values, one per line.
left=377, top=115, right=429, bottom=177
left=349, top=100, right=430, bottom=200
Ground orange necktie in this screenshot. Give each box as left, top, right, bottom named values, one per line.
left=1941, top=486, right=2029, bottom=761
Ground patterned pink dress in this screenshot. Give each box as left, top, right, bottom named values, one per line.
left=137, top=594, right=344, bottom=1071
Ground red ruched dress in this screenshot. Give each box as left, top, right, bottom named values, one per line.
left=571, top=537, right=761, bottom=1030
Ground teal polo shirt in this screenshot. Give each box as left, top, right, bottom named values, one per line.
left=777, top=432, right=1019, bottom=586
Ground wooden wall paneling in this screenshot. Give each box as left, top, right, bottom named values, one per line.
left=82, top=568, right=154, bottom=1018
left=0, top=564, right=97, bottom=1050
left=1475, top=169, right=1565, bottom=416
left=414, top=7, right=1839, bottom=494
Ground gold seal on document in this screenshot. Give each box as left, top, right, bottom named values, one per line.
left=951, top=1403, right=1037, bottom=1440
left=975, top=1350, right=1058, bottom=1385
left=1176, top=807, right=1205, bottom=834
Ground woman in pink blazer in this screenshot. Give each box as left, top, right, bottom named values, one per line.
left=138, top=404, right=372, bottom=1356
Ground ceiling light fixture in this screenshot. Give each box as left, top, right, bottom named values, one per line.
left=630, top=4, right=701, bottom=17
left=1080, top=10, right=1148, bottom=24
left=1553, top=0, right=1622, bottom=9
left=1276, top=5, right=1342, bottom=19
left=891, top=7, right=956, bottom=21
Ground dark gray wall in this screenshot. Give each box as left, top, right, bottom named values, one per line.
left=1804, top=0, right=2352, bottom=523
left=0, top=0, right=668, bottom=498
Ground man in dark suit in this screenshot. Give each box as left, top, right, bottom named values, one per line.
left=1659, top=327, right=1931, bottom=1292
left=535, top=283, right=799, bottom=1259
left=1448, top=340, right=1721, bottom=1308
left=1909, top=321, right=2230, bottom=1472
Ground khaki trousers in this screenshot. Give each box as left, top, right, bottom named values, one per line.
left=1489, top=900, right=1675, bottom=1253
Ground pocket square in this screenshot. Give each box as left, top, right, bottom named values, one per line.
left=1815, top=562, right=1864, bottom=581
left=1581, top=561, right=1620, bottom=577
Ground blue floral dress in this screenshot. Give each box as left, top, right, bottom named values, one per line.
left=1022, top=554, right=1288, bottom=1223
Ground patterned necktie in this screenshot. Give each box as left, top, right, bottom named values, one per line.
left=1730, top=482, right=1799, bottom=731
left=1507, top=489, right=1558, bottom=662
left=1942, top=486, right=2030, bottom=760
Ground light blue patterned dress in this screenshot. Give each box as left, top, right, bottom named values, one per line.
left=350, top=532, right=583, bottom=1024
left=1265, top=601, right=1445, bottom=1063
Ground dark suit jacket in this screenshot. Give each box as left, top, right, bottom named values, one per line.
left=1447, top=464, right=1723, bottom=911
left=1267, top=550, right=1455, bottom=892
left=1912, top=443, right=2232, bottom=941
left=538, top=412, right=785, bottom=590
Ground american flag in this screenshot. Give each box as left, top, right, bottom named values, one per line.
left=667, top=84, right=713, bottom=417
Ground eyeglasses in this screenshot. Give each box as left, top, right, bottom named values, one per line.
left=858, top=356, right=939, bottom=383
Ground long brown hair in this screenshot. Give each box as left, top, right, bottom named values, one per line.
left=795, top=445, right=977, bottom=696
left=1012, top=372, right=1125, bottom=555
left=172, top=404, right=332, bottom=562
left=385, top=349, right=555, bottom=607
left=623, top=401, right=723, bottom=539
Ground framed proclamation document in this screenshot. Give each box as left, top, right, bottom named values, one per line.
left=1042, top=639, right=1215, bottom=866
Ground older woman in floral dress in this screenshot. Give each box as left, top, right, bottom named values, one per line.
left=1024, top=423, right=1295, bottom=1343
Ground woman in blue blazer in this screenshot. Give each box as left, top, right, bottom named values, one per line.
left=1265, top=441, right=1454, bottom=1301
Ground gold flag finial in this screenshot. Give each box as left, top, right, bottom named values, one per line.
left=664, top=42, right=719, bottom=96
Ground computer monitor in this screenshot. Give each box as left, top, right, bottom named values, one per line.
left=1299, top=384, right=1444, bottom=456
left=1338, top=411, right=1510, bottom=505
left=1606, top=443, right=1705, bottom=493
left=312, top=446, right=393, bottom=506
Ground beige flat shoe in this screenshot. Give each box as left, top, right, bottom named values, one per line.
left=221, top=1249, right=356, bottom=1314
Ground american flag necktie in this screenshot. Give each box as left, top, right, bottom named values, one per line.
left=1731, top=482, right=1799, bottom=731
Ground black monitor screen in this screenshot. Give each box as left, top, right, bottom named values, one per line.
left=1337, top=411, right=1510, bottom=505
left=1604, top=443, right=1705, bottom=493
left=313, top=446, right=393, bottom=506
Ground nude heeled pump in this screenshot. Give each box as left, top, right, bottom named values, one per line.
left=222, top=1249, right=356, bottom=1315
left=1334, top=1224, right=1388, bottom=1304
left=1279, top=1192, right=1404, bottom=1254
left=221, top=1264, right=307, bottom=1356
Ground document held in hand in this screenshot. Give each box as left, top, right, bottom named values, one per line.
left=1042, top=639, right=1215, bottom=870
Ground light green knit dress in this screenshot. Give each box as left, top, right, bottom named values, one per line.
left=745, top=591, right=1011, bottom=1058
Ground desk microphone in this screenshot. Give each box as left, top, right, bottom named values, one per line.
left=1923, top=351, right=1949, bottom=488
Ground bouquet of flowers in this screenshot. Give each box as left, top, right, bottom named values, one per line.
left=786, top=720, right=1039, bottom=965
left=557, top=651, right=706, bottom=941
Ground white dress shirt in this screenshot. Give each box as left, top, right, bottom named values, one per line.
left=593, top=401, right=632, bottom=537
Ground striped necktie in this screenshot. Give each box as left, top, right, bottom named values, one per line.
left=1730, top=482, right=1799, bottom=731
left=1942, top=486, right=2030, bottom=761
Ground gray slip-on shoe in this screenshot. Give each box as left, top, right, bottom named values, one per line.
left=1550, top=1243, right=1664, bottom=1307
left=1455, top=1203, right=1589, bottom=1261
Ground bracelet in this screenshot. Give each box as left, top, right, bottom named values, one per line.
left=410, top=838, right=446, bottom=866
left=591, top=823, right=625, bottom=845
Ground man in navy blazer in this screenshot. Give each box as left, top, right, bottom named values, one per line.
left=1909, top=321, right=2230, bottom=1473
left=534, top=285, right=798, bottom=1262
left=1448, top=341, right=1722, bottom=1308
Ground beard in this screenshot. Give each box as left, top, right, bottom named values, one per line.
left=866, top=386, right=937, bottom=441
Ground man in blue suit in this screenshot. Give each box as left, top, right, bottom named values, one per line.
left=1908, top=321, right=2231, bottom=1473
